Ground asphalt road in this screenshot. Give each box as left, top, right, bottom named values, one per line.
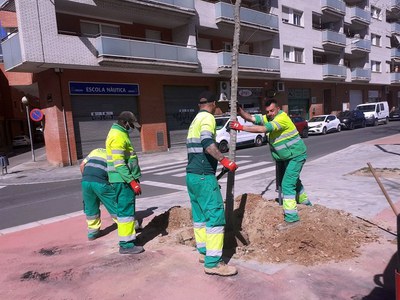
left=0, top=122, right=399, bottom=230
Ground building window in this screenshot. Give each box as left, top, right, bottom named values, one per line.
left=283, top=45, right=304, bottom=63
left=371, top=33, right=381, bottom=46
left=145, top=30, right=161, bottom=42
left=223, top=42, right=232, bottom=52
left=371, top=6, right=382, bottom=20
left=282, top=6, right=303, bottom=27
left=371, top=60, right=381, bottom=72
left=80, top=21, right=120, bottom=37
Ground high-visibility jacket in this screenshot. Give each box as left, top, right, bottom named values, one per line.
left=105, top=123, right=141, bottom=183
left=82, top=148, right=108, bottom=183
left=186, top=110, right=218, bottom=175
left=254, top=111, right=306, bottom=161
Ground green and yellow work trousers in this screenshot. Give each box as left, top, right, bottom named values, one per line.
left=281, top=153, right=311, bottom=223
left=112, top=182, right=137, bottom=249
left=186, top=173, right=225, bottom=268
left=81, top=181, right=117, bottom=239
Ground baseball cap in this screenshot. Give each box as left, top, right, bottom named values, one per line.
left=198, top=91, right=216, bottom=104
left=118, top=111, right=141, bottom=128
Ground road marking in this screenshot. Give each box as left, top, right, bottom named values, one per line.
left=141, top=160, right=187, bottom=171
left=140, top=180, right=187, bottom=191
left=170, top=160, right=253, bottom=177
left=0, top=186, right=6, bottom=190
left=218, top=166, right=276, bottom=183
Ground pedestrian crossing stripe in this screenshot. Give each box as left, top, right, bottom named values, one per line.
left=140, top=181, right=187, bottom=191
left=0, top=186, right=6, bottom=190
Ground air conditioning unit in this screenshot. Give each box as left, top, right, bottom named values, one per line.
left=219, top=81, right=231, bottom=101
left=276, top=82, right=285, bottom=92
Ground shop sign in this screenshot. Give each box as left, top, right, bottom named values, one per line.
left=69, top=82, right=140, bottom=96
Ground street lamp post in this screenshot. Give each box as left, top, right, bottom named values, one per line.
left=21, top=96, right=35, bottom=162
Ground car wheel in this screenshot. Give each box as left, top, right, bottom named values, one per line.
left=336, top=125, right=341, bottom=132
left=322, top=127, right=327, bottom=135
left=301, top=128, right=308, bottom=138
left=254, top=135, right=263, bottom=147
left=218, top=140, right=229, bottom=153
left=373, top=118, right=378, bottom=126
left=349, top=122, right=354, bottom=130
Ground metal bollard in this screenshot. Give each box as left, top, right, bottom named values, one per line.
left=0, top=155, right=9, bottom=175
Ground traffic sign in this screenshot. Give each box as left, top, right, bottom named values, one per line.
left=30, top=108, right=44, bottom=122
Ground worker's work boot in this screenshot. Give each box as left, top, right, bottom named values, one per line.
left=276, top=221, right=300, bottom=231
left=199, top=254, right=205, bottom=263
left=204, top=262, right=238, bottom=276
left=119, top=245, right=144, bottom=255
left=88, top=231, right=100, bottom=241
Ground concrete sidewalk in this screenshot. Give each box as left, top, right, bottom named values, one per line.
left=0, top=135, right=400, bottom=299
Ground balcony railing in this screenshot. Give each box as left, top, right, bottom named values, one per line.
left=152, top=0, right=195, bottom=9
left=215, top=2, right=278, bottom=31
left=1, top=32, right=22, bottom=71
left=95, top=36, right=198, bottom=66
left=391, top=23, right=400, bottom=35
left=391, top=48, right=400, bottom=59
left=351, top=68, right=371, bottom=81
left=351, top=38, right=371, bottom=52
left=217, top=52, right=280, bottom=73
left=322, top=30, right=346, bottom=46
left=321, top=0, right=346, bottom=15
left=349, top=7, right=371, bottom=24
left=322, top=64, right=346, bottom=79
left=391, top=72, right=400, bottom=83
left=391, top=0, right=400, bottom=10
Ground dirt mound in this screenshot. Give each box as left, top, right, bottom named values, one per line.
left=141, top=194, right=379, bottom=266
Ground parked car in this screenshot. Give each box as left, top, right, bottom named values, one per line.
left=290, top=115, right=308, bottom=138
left=337, top=110, right=366, bottom=130
left=12, top=135, right=31, bottom=147
left=308, top=115, right=341, bottom=135
left=389, top=108, right=400, bottom=121
left=215, top=115, right=266, bottom=153
left=355, top=101, right=389, bottom=126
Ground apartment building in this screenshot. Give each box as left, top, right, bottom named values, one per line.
left=0, top=0, right=399, bottom=165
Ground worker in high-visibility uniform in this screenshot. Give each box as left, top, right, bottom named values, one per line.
left=230, top=99, right=312, bottom=230
left=80, top=148, right=117, bottom=240
left=106, top=111, right=144, bottom=255
left=186, top=91, right=239, bottom=276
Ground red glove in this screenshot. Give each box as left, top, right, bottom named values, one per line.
left=220, top=157, right=238, bottom=172
left=129, top=180, right=142, bottom=195
left=230, top=121, right=243, bottom=131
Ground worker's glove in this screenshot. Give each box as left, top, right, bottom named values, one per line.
left=220, top=157, right=238, bottom=172
left=229, top=121, right=243, bottom=131
left=129, top=180, right=142, bottom=195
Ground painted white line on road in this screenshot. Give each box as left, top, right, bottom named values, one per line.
left=0, top=186, right=6, bottom=190
left=140, top=180, right=187, bottom=191
left=218, top=166, right=276, bottom=183
left=171, top=160, right=254, bottom=177
left=141, top=160, right=187, bottom=171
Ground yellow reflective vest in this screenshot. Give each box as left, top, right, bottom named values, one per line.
left=255, top=111, right=306, bottom=161
left=105, top=123, right=141, bottom=183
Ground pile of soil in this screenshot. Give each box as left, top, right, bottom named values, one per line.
left=349, top=167, right=400, bottom=178
left=141, top=194, right=379, bottom=266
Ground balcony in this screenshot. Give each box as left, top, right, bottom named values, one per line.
left=349, top=7, right=371, bottom=25
left=150, top=0, right=195, bottom=10
left=217, top=52, right=280, bottom=76
left=322, top=64, right=346, bottom=80
left=351, top=68, right=371, bottom=82
left=351, top=38, right=371, bottom=53
left=95, top=36, right=199, bottom=70
left=321, top=0, right=346, bottom=16
left=390, top=0, right=400, bottom=11
left=322, top=30, right=346, bottom=50
left=1, top=32, right=22, bottom=71
left=215, top=2, right=279, bottom=33
left=391, top=72, right=400, bottom=84
left=392, top=48, right=400, bottom=59
left=391, top=23, right=400, bottom=35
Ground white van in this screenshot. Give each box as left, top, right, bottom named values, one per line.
left=215, top=115, right=266, bottom=153
left=355, top=101, right=389, bottom=126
